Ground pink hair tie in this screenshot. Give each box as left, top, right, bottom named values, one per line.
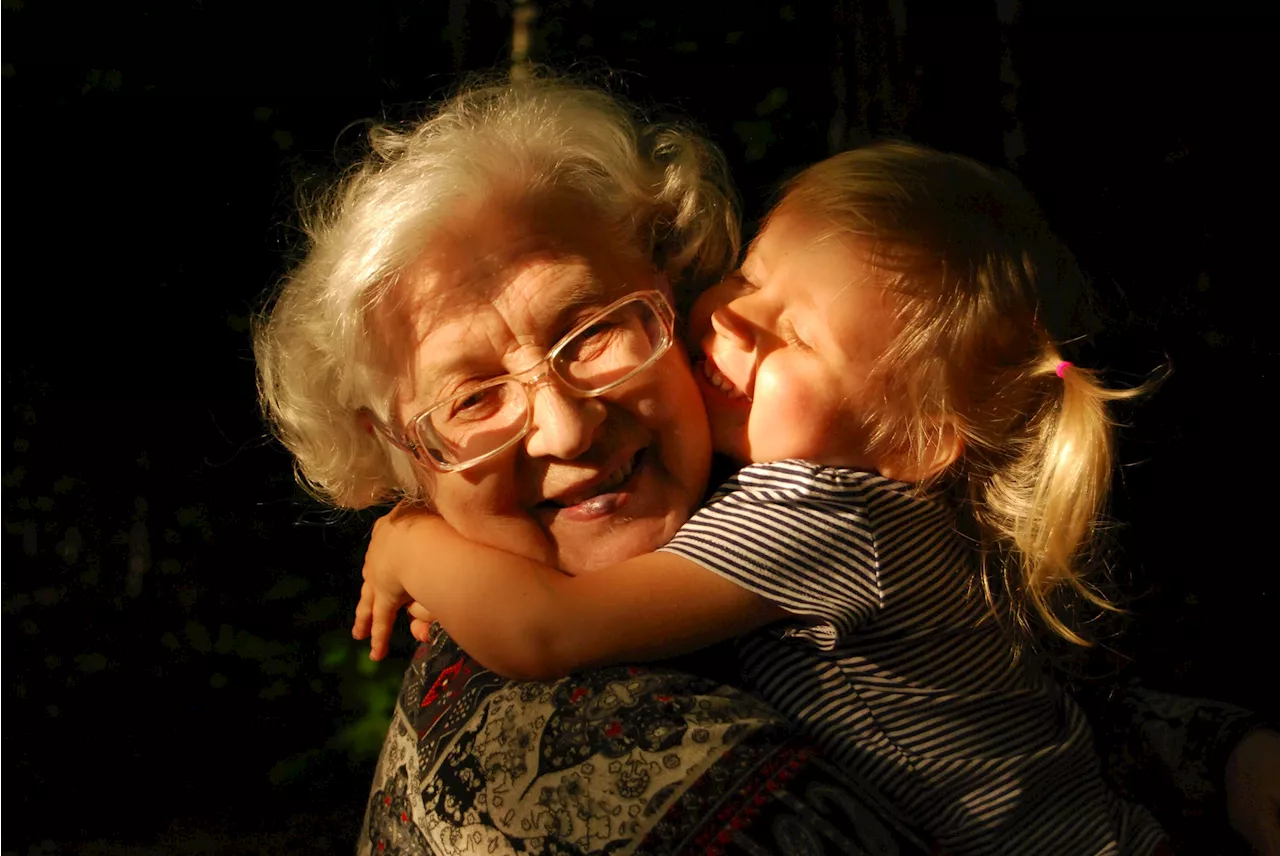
left=1055, top=361, right=1073, bottom=379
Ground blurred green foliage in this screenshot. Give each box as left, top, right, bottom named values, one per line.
left=2, top=398, right=411, bottom=826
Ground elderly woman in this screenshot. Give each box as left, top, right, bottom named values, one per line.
left=257, top=76, right=936, bottom=855
left=255, top=77, right=1278, bottom=855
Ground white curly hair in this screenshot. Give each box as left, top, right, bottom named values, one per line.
left=253, top=75, right=739, bottom=509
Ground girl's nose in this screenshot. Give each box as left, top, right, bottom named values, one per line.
left=709, top=304, right=755, bottom=351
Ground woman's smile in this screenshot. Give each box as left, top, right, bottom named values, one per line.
left=534, top=447, right=645, bottom=522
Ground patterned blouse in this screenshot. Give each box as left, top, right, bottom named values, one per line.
left=358, top=629, right=937, bottom=855
left=358, top=627, right=1270, bottom=855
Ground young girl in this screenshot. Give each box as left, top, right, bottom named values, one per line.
left=354, top=142, right=1167, bottom=854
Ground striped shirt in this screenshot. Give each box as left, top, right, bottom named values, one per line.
left=661, top=461, right=1166, bottom=855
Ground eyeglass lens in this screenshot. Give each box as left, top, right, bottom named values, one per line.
left=419, top=297, right=667, bottom=466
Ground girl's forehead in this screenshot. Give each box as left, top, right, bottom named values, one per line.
left=745, top=207, right=867, bottom=285
left=748, top=207, right=836, bottom=263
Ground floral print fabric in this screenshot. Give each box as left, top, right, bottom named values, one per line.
left=358, top=630, right=932, bottom=856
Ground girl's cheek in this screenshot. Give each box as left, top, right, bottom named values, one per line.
left=756, top=360, right=812, bottom=407
left=753, top=362, right=837, bottom=440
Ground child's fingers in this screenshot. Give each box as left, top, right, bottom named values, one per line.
left=369, top=600, right=398, bottom=661
left=353, top=580, right=376, bottom=640
left=409, top=618, right=432, bottom=643
left=405, top=602, right=434, bottom=644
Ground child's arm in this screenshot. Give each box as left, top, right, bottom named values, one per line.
left=352, top=506, right=788, bottom=680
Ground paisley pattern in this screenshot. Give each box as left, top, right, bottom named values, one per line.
left=358, top=630, right=932, bottom=856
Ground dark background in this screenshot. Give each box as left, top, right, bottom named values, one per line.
left=4, top=1, right=1277, bottom=853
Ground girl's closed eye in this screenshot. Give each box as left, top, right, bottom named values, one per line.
left=728, top=270, right=759, bottom=294
left=779, top=320, right=809, bottom=349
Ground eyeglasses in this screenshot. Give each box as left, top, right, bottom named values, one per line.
left=369, top=289, right=675, bottom=473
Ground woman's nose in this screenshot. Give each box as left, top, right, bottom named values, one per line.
left=523, top=382, right=607, bottom=460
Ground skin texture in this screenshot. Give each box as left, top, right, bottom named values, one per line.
left=377, top=192, right=713, bottom=577
left=357, top=508, right=785, bottom=679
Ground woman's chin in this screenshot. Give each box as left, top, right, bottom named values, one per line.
left=571, top=514, right=682, bottom=573
left=542, top=456, right=691, bottom=573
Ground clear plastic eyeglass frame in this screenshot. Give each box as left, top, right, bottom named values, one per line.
left=365, top=289, right=675, bottom=473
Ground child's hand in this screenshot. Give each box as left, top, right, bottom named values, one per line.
left=352, top=570, right=410, bottom=661
left=406, top=601, right=435, bottom=644
left=352, top=503, right=437, bottom=660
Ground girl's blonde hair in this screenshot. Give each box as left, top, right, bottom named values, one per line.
left=780, top=141, right=1151, bottom=646
left=253, top=74, right=739, bottom=509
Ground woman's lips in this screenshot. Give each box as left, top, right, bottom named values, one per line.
left=536, top=449, right=645, bottom=522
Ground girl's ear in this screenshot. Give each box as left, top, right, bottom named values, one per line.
left=927, top=421, right=964, bottom=478
left=880, top=420, right=963, bottom=483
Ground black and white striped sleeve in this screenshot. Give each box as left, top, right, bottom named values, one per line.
left=659, top=461, right=884, bottom=647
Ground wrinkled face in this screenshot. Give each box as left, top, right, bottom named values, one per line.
left=384, top=195, right=711, bottom=573
left=687, top=206, right=897, bottom=470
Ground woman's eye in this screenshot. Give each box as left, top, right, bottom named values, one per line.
left=448, top=387, right=499, bottom=420
left=577, top=321, right=615, bottom=340
left=570, top=321, right=622, bottom=358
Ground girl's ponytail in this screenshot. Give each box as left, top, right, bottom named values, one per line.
left=996, top=359, right=1142, bottom=645
left=778, top=140, right=1161, bottom=647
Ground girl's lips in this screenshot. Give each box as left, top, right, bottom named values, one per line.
left=695, top=359, right=752, bottom=412
left=699, top=356, right=750, bottom=400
